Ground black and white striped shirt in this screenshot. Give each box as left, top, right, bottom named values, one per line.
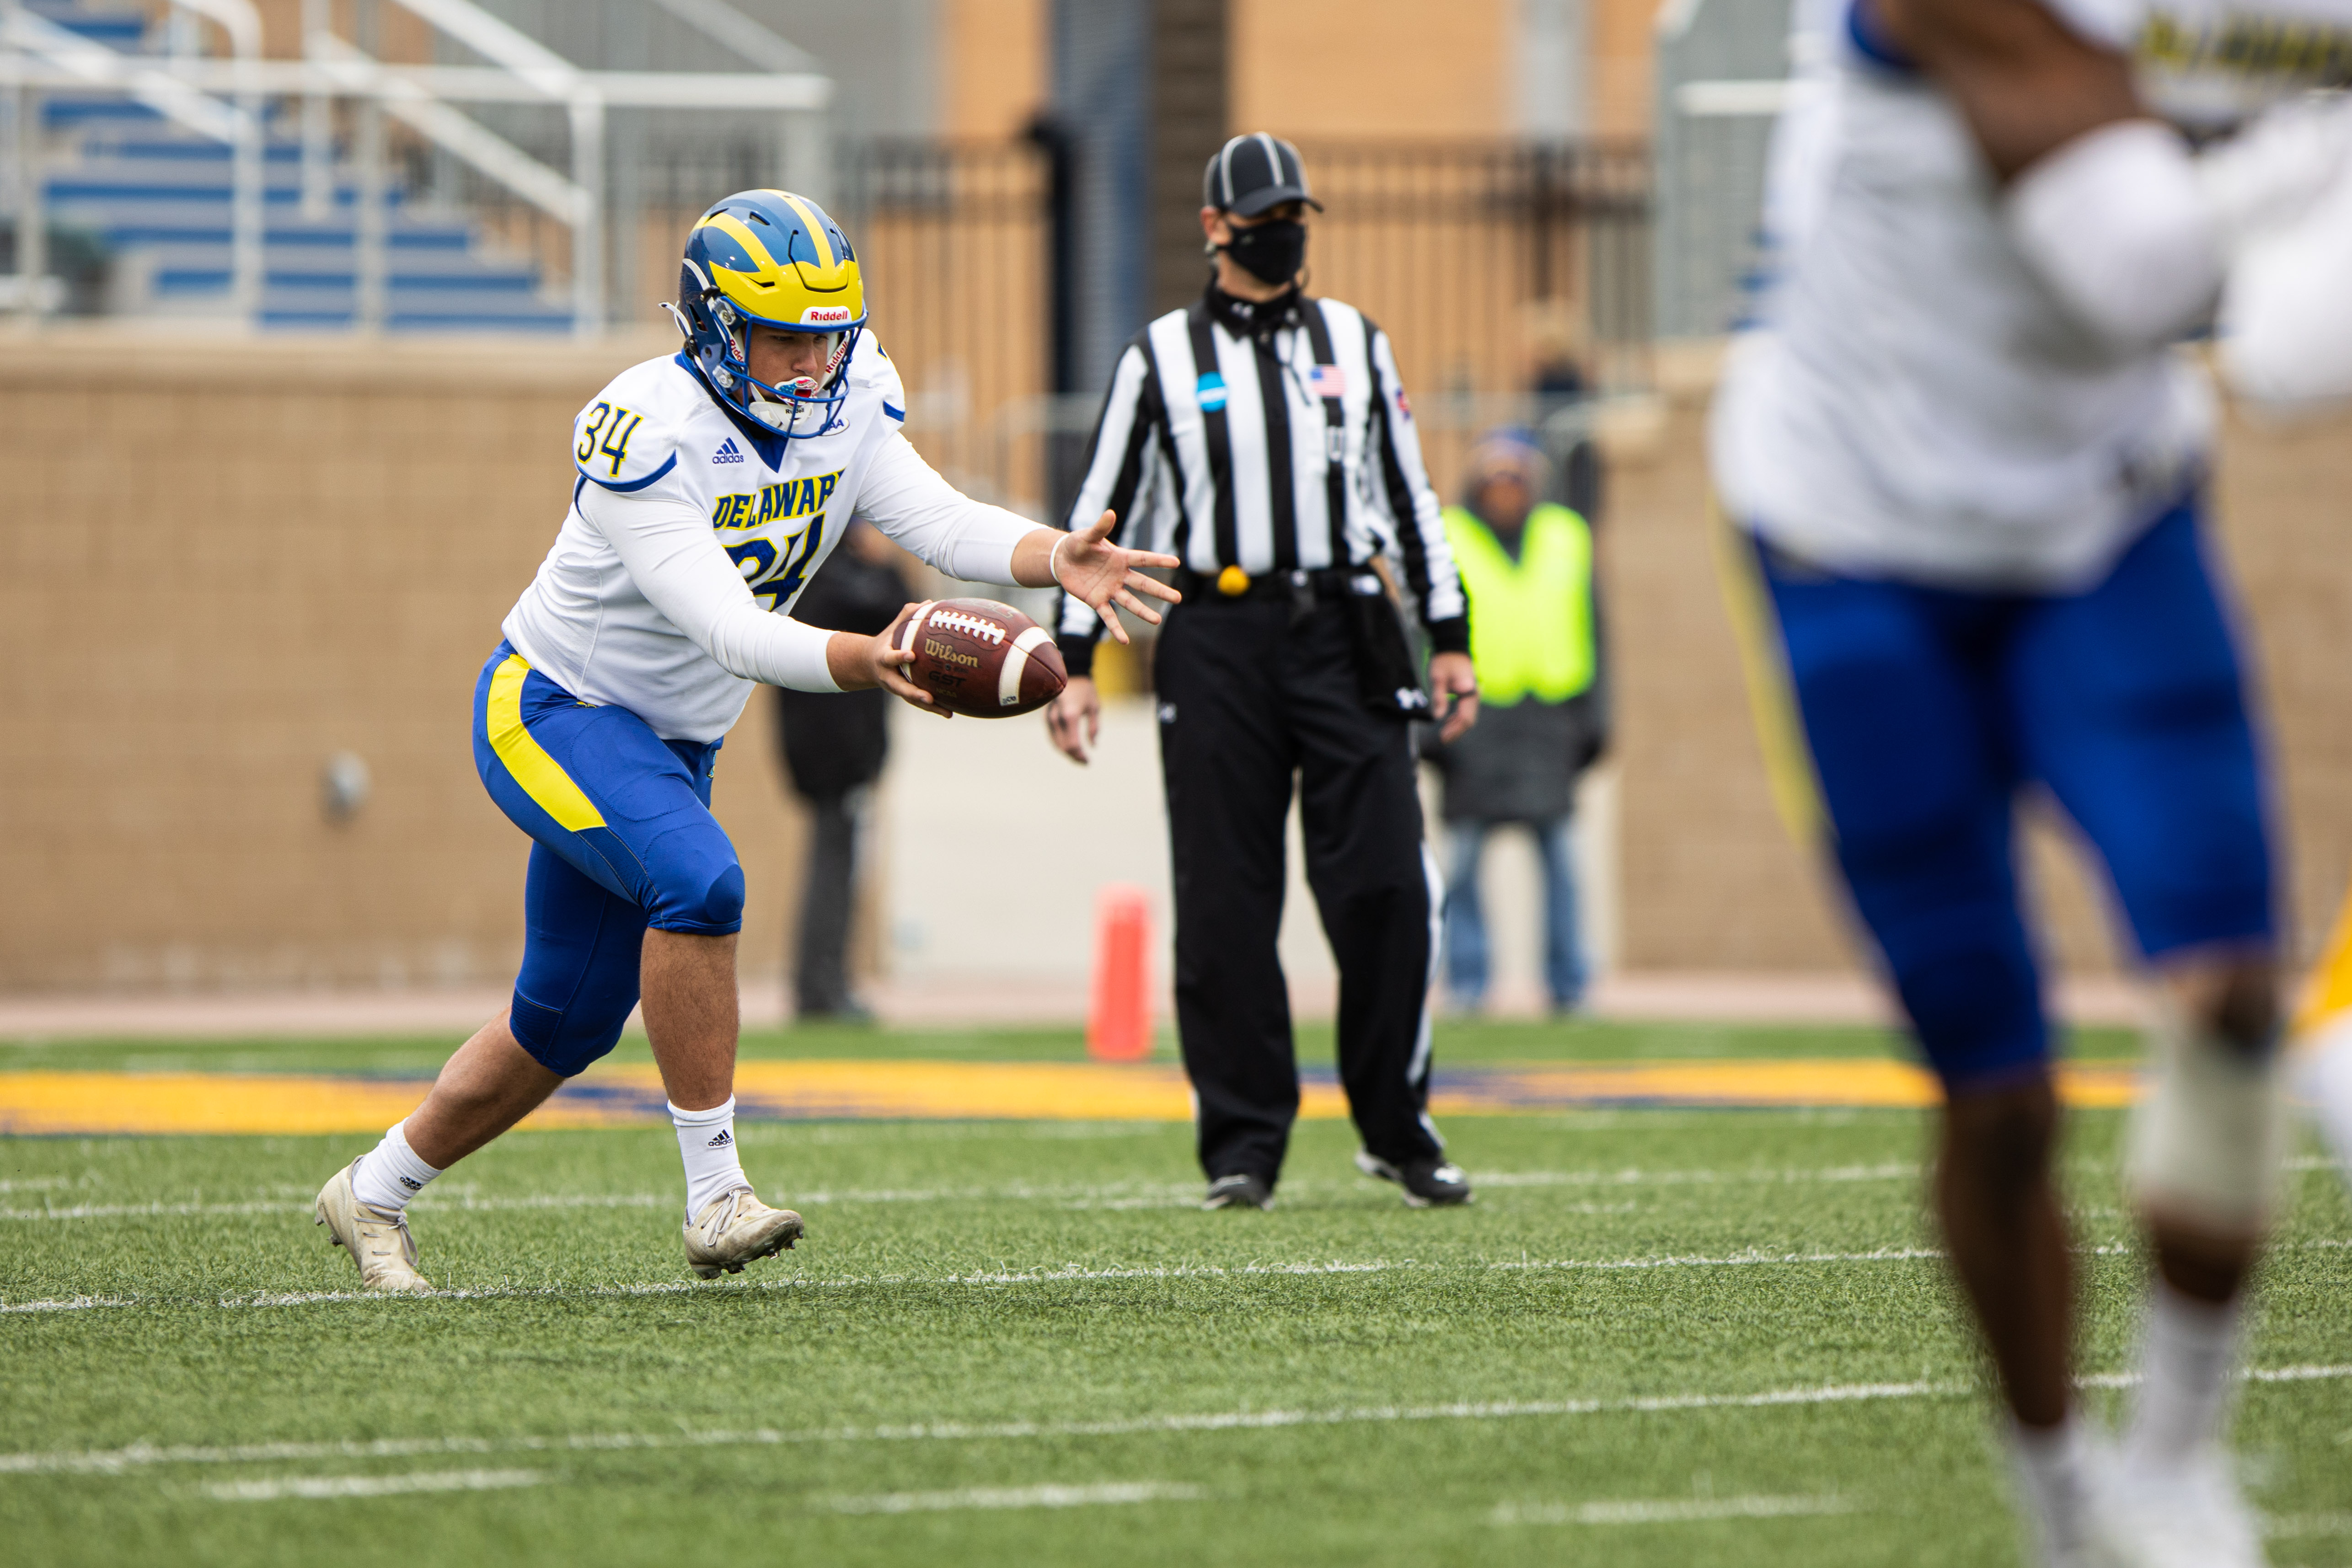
left=1054, top=286, right=1469, bottom=674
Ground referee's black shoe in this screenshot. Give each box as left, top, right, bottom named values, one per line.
left=1355, top=1151, right=1473, bottom=1208
left=1202, top=1173, right=1275, bottom=1211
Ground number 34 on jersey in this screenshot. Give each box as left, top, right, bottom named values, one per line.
left=713, top=467, right=844, bottom=609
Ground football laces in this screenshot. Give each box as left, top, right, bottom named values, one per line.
left=926, top=610, right=1007, bottom=644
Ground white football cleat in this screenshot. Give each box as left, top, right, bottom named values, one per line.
left=313, top=1160, right=432, bottom=1295
left=2010, top=1425, right=2134, bottom=1568
left=2108, top=1450, right=2269, bottom=1568
left=684, top=1187, right=804, bottom=1279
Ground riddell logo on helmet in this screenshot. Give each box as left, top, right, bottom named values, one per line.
left=800, top=306, right=853, bottom=326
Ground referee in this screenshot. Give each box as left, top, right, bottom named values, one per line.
left=1044, top=133, right=1479, bottom=1211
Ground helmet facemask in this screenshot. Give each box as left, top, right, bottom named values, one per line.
left=734, top=318, right=853, bottom=436
left=685, top=284, right=859, bottom=442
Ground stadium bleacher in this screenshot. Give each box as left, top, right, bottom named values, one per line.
left=20, top=2, right=572, bottom=333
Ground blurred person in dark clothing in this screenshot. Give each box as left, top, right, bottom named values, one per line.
left=772, top=519, right=909, bottom=1023
left=1425, top=431, right=1607, bottom=1015
left=1526, top=308, right=1605, bottom=529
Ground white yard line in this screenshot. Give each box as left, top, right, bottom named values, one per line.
left=2264, top=1512, right=2352, bottom=1540
left=1492, top=1246, right=1946, bottom=1272
left=1, top=1153, right=2331, bottom=1226
left=1476, top=1162, right=1919, bottom=1188
left=0, top=1247, right=1953, bottom=1316
left=8, top=1229, right=2350, bottom=1316
left=822, top=1481, right=1205, bottom=1514
left=0, top=1296, right=130, bottom=1314
left=8, top=1367, right=2347, bottom=1480
left=1493, top=1493, right=1858, bottom=1526
left=200, top=1468, right=543, bottom=1502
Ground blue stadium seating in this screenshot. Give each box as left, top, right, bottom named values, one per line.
left=24, top=2, right=575, bottom=332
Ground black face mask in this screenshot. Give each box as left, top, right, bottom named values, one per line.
left=1221, top=218, right=1307, bottom=286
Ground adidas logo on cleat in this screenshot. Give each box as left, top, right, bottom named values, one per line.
left=713, top=438, right=744, bottom=465
left=706, top=1129, right=733, bottom=1149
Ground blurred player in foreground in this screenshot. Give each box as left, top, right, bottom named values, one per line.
left=312, top=190, right=1176, bottom=1292
left=1713, top=0, right=2352, bottom=1562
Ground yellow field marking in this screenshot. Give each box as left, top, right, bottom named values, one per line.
left=0, top=1059, right=2142, bottom=1136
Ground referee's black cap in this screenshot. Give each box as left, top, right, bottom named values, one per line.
left=1202, top=133, right=1324, bottom=217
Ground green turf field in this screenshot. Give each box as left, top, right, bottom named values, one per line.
left=3, top=1020, right=2347, bottom=1566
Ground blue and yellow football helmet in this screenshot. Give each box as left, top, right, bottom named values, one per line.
left=671, top=189, right=866, bottom=439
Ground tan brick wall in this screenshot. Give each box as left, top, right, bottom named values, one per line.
left=929, top=0, right=1658, bottom=145
left=1603, top=359, right=2352, bottom=977
left=1229, top=0, right=1514, bottom=137
left=1588, top=0, right=1660, bottom=140
left=942, top=0, right=1050, bottom=138
left=6, top=336, right=2343, bottom=997
left=0, top=332, right=811, bottom=995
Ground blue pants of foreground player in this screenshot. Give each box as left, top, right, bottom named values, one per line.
left=471, top=642, right=746, bottom=1078
left=1442, top=816, right=1586, bottom=1012
left=1748, top=498, right=2274, bottom=1091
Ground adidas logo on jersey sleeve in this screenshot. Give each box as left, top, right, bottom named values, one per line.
left=713, top=438, right=745, bottom=465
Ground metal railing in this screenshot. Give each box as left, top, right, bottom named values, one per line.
left=1651, top=0, right=1798, bottom=340
left=0, top=0, right=831, bottom=336
left=820, top=136, right=1653, bottom=525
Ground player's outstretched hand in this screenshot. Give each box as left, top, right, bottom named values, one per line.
left=829, top=604, right=952, bottom=718
left=1045, top=511, right=1182, bottom=645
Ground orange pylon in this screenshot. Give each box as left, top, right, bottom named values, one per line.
left=1087, top=884, right=1155, bottom=1062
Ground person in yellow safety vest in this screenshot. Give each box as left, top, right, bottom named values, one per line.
left=1423, top=430, right=1607, bottom=1015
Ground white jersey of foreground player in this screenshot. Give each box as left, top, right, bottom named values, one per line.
left=1713, top=0, right=2352, bottom=592
left=502, top=336, right=1040, bottom=742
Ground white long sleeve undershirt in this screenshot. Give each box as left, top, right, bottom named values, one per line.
left=854, top=430, right=1044, bottom=583
left=576, top=484, right=841, bottom=690
left=574, top=430, right=1046, bottom=693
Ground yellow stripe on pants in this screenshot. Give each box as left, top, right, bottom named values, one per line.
left=486, top=654, right=605, bottom=832
left=1709, top=499, right=1827, bottom=846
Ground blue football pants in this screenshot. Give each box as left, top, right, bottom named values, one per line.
left=1752, top=500, right=2275, bottom=1091
left=472, top=643, right=744, bottom=1076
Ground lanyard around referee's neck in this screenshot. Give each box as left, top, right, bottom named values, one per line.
left=1274, top=307, right=1353, bottom=566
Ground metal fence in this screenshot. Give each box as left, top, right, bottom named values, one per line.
left=1296, top=139, right=1652, bottom=399
left=814, top=135, right=1653, bottom=525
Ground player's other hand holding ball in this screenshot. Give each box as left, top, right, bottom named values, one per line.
left=829, top=602, right=950, bottom=716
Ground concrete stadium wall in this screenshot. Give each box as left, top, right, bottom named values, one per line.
left=3, top=334, right=2347, bottom=998
left=0, top=331, right=817, bottom=996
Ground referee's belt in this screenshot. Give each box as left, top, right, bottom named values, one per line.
left=1177, top=565, right=1384, bottom=605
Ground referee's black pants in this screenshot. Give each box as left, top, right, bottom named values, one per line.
left=1154, top=596, right=1444, bottom=1186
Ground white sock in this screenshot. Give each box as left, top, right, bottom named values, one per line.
left=2006, top=1415, right=2099, bottom=1557
left=350, top=1120, right=442, bottom=1215
left=2126, top=1283, right=2241, bottom=1470
left=670, top=1097, right=750, bottom=1220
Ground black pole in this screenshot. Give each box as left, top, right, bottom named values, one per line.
left=1025, top=114, right=1078, bottom=396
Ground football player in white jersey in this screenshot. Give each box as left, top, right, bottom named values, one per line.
left=1714, top=2, right=2352, bottom=1563
left=311, top=191, right=1178, bottom=1292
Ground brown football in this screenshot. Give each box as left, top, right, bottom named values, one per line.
left=894, top=598, right=1068, bottom=717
